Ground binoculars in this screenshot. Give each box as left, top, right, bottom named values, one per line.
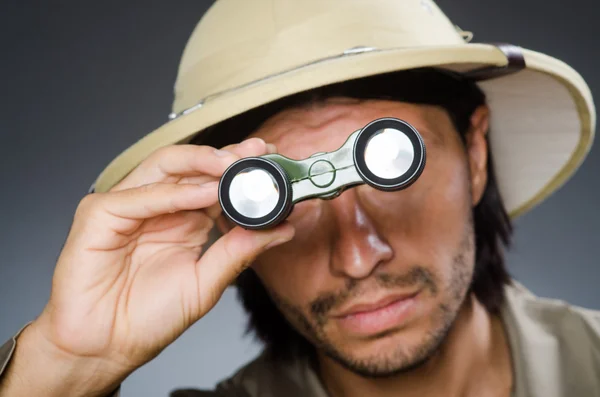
left=218, top=118, right=426, bottom=229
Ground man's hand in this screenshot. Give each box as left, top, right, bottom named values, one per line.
left=0, top=138, right=294, bottom=397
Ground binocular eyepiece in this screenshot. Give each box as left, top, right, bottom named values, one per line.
left=219, top=118, right=426, bottom=229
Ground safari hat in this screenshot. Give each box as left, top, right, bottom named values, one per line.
left=90, top=0, right=595, bottom=218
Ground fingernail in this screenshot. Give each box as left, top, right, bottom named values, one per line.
left=213, top=149, right=234, bottom=157
left=266, top=143, right=277, bottom=154
left=243, top=137, right=265, bottom=149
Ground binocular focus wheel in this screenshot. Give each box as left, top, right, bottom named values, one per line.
left=353, top=118, right=426, bottom=191
left=219, top=157, right=293, bottom=230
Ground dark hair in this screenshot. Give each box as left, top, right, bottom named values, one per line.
left=191, top=68, right=513, bottom=361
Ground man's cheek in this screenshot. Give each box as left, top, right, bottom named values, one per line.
left=357, top=187, right=434, bottom=236
left=254, top=253, right=317, bottom=307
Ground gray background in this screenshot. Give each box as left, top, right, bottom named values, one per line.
left=1, top=0, right=598, bottom=395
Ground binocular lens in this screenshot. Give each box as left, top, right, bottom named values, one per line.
left=229, top=167, right=280, bottom=218
left=364, top=128, right=415, bottom=179
left=354, top=118, right=425, bottom=191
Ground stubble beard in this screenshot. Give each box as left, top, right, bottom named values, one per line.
left=269, top=213, right=476, bottom=378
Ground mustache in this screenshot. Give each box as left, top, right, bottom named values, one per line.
left=310, top=267, right=437, bottom=321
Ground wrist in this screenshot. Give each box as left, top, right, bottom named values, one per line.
left=0, top=319, right=127, bottom=397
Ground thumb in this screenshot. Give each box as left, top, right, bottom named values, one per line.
left=194, top=223, right=295, bottom=307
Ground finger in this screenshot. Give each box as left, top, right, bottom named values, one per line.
left=195, top=222, right=295, bottom=305
left=220, top=137, right=275, bottom=157
left=138, top=209, right=214, bottom=242
left=176, top=139, right=276, bottom=186
left=111, top=145, right=238, bottom=192
left=178, top=175, right=217, bottom=186
left=177, top=176, right=224, bottom=221
left=113, top=138, right=274, bottom=192
left=79, top=182, right=220, bottom=235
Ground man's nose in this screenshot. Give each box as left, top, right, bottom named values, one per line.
left=328, top=189, right=394, bottom=279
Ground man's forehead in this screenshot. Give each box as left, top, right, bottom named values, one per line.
left=249, top=97, right=449, bottom=158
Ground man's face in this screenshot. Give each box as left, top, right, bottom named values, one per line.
left=245, top=97, right=487, bottom=376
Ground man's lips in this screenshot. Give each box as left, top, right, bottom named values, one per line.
left=330, top=290, right=421, bottom=336
left=332, top=291, right=419, bottom=318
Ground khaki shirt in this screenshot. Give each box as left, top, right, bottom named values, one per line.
left=1, top=281, right=599, bottom=396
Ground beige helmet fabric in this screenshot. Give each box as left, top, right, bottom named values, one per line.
left=91, top=0, right=595, bottom=219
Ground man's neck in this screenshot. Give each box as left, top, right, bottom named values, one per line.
left=317, top=294, right=513, bottom=397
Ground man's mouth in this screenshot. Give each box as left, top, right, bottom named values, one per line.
left=332, top=290, right=421, bottom=336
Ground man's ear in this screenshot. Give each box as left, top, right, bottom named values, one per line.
left=466, top=105, right=490, bottom=206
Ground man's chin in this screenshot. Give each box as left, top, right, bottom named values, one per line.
left=319, top=318, right=453, bottom=378
left=327, top=349, right=434, bottom=379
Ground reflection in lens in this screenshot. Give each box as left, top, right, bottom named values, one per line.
left=229, top=167, right=280, bottom=218
left=364, top=128, right=414, bottom=179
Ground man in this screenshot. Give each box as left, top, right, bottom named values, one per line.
left=0, top=0, right=598, bottom=396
